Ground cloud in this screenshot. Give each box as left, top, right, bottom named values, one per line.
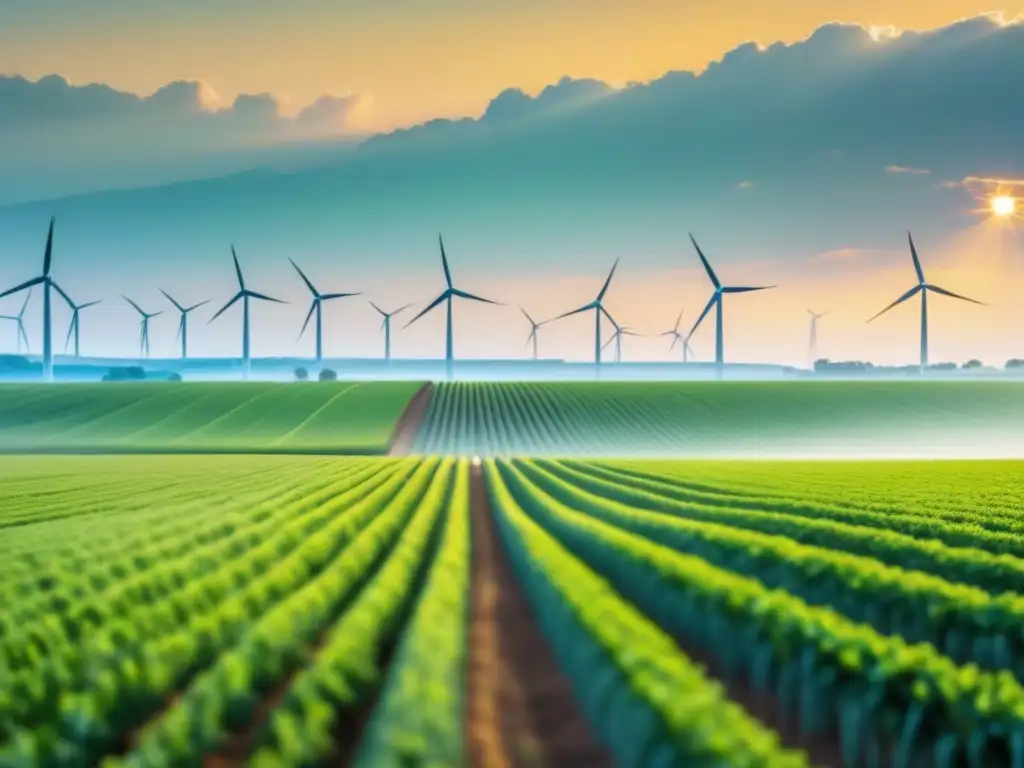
left=815, top=248, right=865, bottom=261
left=0, top=74, right=366, bottom=203
left=482, top=77, right=614, bottom=124
left=885, top=165, right=930, bottom=175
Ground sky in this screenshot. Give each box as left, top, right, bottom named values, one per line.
left=1, top=4, right=1023, bottom=369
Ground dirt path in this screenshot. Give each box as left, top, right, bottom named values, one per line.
left=465, top=464, right=612, bottom=768
left=387, top=382, right=434, bottom=456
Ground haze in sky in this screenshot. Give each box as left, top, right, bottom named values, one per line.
left=0, top=3, right=1022, bottom=369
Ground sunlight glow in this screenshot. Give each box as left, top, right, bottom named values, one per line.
left=992, top=195, right=1016, bottom=217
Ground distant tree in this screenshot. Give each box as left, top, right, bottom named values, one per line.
left=1006, top=359, right=1024, bottom=369
left=295, top=367, right=309, bottom=381
left=318, top=368, right=338, bottom=381
left=0, top=354, right=32, bottom=371
left=962, top=359, right=983, bottom=369
left=167, top=372, right=183, bottom=381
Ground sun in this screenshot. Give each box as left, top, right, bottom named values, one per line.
left=991, top=195, right=1016, bottom=217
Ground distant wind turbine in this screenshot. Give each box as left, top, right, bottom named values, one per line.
left=210, top=246, right=286, bottom=376
left=64, top=298, right=102, bottom=359
left=370, top=301, right=414, bottom=361
left=807, top=309, right=827, bottom=367
left=124, top=296, right=162, bottom=359
left=404, top=234, right=501, bottom=376
left=521, top=307, right=550, bottom=360
left=161, top=290, right=209, bottom=360
left=602, top=323, right=642, bottom=363
left=0, top=288, right=31, bottom=354
left=688, top=234, right=775, bottom=372
left=0, top=218, right=75, bottom=380
left=660, top=308, right=695, bottom=362
left=554, top=259, right=619, bottom=365
left=867, top=232, right=985, bottom=371
left=291, top=259, right=361, bottom=365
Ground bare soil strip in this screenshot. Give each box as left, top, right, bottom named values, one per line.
left=387, top=382, right=434, bottom=456
left=467, top=464, right=612, bottom=768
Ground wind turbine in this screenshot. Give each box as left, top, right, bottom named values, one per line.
left=124, top=296, right=162, bottom=359
left=521, top=307, right=550, bottom=360
left=161, top=290, right=209, bottom=360
left=64, top=298, right=102, bottom=359
left=0, top=218, right=75, bottom=380
left=290, top=259, right=361, bottom=365
left=370, top=301, right=413, bottom=362
left=660, top=308, right=695, bottom=362
left=403, top=234, right=501, bottom=377
left=807, top=309, right=827, bottom=367
left=602, top=325, right=642, bottom=363
left=867, top=232, right=985, bottom=371
left=0, top=288, right=31, bottom=354
left=688, top=234, right=775, bottom=373
left=554, top=260, right=619, bottom=365
left=209, top=246, right=286, bottom=376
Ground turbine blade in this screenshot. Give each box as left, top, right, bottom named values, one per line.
left=18, top=288, right=32, bottom=317
left=185, top=300, right=211, bottom=312
left=42, top=217, right=55, bottom=276
left=602, top=335, right=615, bottom=351
left=553, top=302, right=596, bottom=321
left=669, top=334, right=679, bottom=351
left=299, top=302, right=317, bottom=338
left=599, top=304, right=619, bottom=330
left=231, top=245, right=245, bottom=289
left=673, top=307, right=684, bottom=333
left=403, top=291, right=449, bottom=328
left=520, top=306, right=535, bottom=326
left=246, top=291, right=285, bottom=303
left=908, top=231, right=925, bottom=284
left=79, top=300, right=102, bottom=310
left=289, top=258, right=318, bottom=296
left=926, top=284, right=986, bottom=306
left=320, top=292, right=361, bottom=300
left=208, top=292, right=242, bottom=323
left=391, top=302, right=415, bottom=316
left=452, top=288, right=500, bottom=305
left=689, top=233, right=720, bottom=289
left=525, top=328, right=536, bottom=347
left=175, top=316, right=184, bottom=342
left=866, top=285, right=922, bottom=323
left=688, top=294, right=718, bottom=338
left=0, top=276, right=45, bottom=301
left=17, top=322, right=29, bottom=351
left=160, top=289, right=185, bottom=312
left=722, top=285, right=775, bottom=294
left=597, top=259, right=619, bottom=301
left=369, top=300, right=386, bottom=316
left=50, top=282, right=75, bottom=311
left=439, top=233, right=453, bottom=289
left=64, top=316, right=75, bottom=353
left=122, top=295, right=145, bottom=316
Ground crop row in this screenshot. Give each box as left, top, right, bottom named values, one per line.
left=491, top=459, right=1024, bottom=766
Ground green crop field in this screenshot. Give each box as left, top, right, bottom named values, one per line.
left=4, top=453, right=1024, bottom=766
left=412, top=380, right=1024, bottom=457
left=0, top=381, right=424, bottom=454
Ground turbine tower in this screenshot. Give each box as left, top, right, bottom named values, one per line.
left=161, top=290, right=209, bottom=360
left=688, top=234, right=774, bottom=373
left=554, top=259, right=619, bottom=365
left=660, top=308, right=695, bottom=362
left=291, top=259, right=361, bottom=365
left=0, top=288, right=32, bottom=354
left=404, top=234, right=501, bottom=377
left=868, top=232, right=985, bottom=371
left=124, top=296, right=162, bottom=359
left=64, top=298, right=102, bottom=359
left=210, top=246, right=286, bottom=377
left=807, top=309, right=827, bottom=367
left=370, top=301, right=413, bottom=362
left=0, top=218, right=74, bottom=380
left=521, top=307, right=550, bottom=360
